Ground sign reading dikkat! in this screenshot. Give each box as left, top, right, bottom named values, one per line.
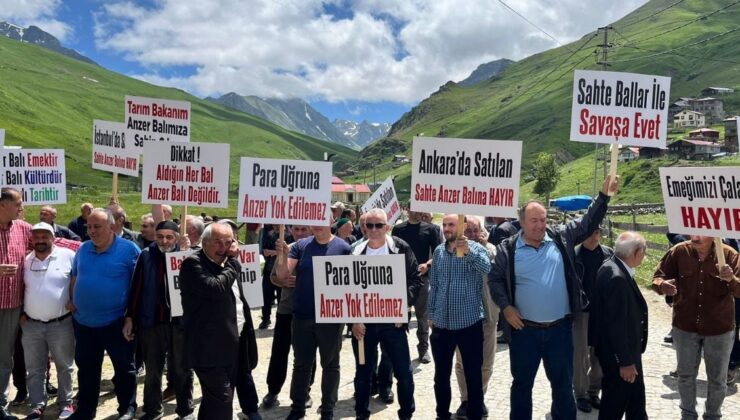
left=361, top=176, right=401, bottom=225
left=165, top=250, right=194, bottom=317
left=660, top=166, right=740, bottom=239
left=236, top=244, right=263, bottom=309
left=570, top=70, right=671, bottom=148
left=0, top=149, right=66, bottom=205
left=125, top=95, right=190, bottom=147
left=313, top=254, right=407, bottom=324
left=237, top=157, right=332, bottom=226
left=410, top=136, right=521, bottom=217
left=142, top=141, right=230, bottom=207
left=92, top=120, right=139, bottom=176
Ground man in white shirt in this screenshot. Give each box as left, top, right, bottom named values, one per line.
left=20, top=222, right=76, bottom=419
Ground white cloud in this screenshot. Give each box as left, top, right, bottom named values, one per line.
left=0, top=0, right=72, bottom=42
left=93, top=0, right=648, bottom=103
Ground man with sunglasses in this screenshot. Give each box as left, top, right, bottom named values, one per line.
left=350, top=209, right=421, bottom=420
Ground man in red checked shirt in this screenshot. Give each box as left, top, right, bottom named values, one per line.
left=0, top=187, right=32, bottom=420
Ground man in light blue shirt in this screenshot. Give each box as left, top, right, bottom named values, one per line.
left=428, top=214, right=491, bottom=420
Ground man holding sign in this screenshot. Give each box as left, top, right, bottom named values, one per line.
left=350, top=208, right=421, bottom=420
left=652, top=236, right=740, bottom=419
left=428, top=214, right=492, bottom=420
left=490, top=175, right=619, bottom=420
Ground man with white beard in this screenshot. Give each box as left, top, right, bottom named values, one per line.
left=123, top=221, right=195, bottom=420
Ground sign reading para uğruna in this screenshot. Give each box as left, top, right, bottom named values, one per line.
left=361, top=176, right=401, bottom=225
left=313, top=254, right=407, bottom=324
left=236, top=244, right=264, bottom=308
left=125, top=95, right=191, bottom=147
left=660, top=166, right=740, bottom=239
left=0, top=149, right=66, bottom=205
left=142, top=141, right=230, bottom=207
left=92, top=120, right=139, bottom=177
left=570, top=70, right=671, bottom=148
left=237, top=157, right=332, bottom=226
left=411, top=136, right=522, bottom=218
left=165, top=250, right=194, bottom=317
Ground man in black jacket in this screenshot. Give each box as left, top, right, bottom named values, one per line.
left=179, top=222, right=259, bottom=420
left=489, top=175, right=619, bottom=420
left=588, top=231, right=648, bottom=420
left=350, top=208, right=421, bottom=420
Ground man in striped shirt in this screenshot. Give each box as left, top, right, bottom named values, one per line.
left=0, top=187, right=31, bottom=420
left=428, top=214, right=491, bottom=420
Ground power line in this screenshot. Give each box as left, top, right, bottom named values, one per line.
left=619, top=0, right=686, bottom=29
left=608, top=27, right=740, bottom=63
left=497, top=0, right=573, bottom=52
left=611, top=26, right=740, bottom=65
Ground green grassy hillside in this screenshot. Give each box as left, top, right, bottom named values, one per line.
left=351, top=0, right=740, bottom=196
left=0, top=35, right=357, bottom=192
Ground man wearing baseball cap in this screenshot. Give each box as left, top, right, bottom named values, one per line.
left=20, top=222, right=76, bottom=419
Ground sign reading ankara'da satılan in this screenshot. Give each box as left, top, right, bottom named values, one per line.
left=0, top=149, right=66, bottom=205
left=125, top=96, right=190, bottom=147
left=361, top=176, right=401, bottom=225
left=411, top=136, right=522, bottom=218
left=314, top=254, right=407, bottom=324
left=660, top=166, right=740, bottom=239
left=237, top=157, right=332, bottom=226
left=92, top=120, right=139, bottom=177
left=142, top=141, right=230, bottom=208
left=166, top=246, right=263, bottom=317
left=570, top=70, right=671, bottom=148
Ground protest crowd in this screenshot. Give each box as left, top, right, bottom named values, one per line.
left=2, top=172, right=740, bottom=420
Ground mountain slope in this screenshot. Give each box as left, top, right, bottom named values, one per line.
left=208, top=93, right=360, bottom=149
left=333, top=119, right=391, bottom=148
left=0, top=35, right=357, bottom=188
left=0, top=21, right=96, bottom=65
left=358, top=0, right=740, bottom=196
left=458, top=58, right=515, bottom=87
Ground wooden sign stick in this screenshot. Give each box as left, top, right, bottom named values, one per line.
left=714, top=237, right=726, bottom=267
left=358, top=337, right=365, bottom=365
left=277, top=224, right=285, bottom=265
left=111, top=173, right=119, bottom=204
left=456, top=214, right=465, bottom=257
left=609, top=139, right=620, bottom=178
left=180, top=206, right=187, bottom=237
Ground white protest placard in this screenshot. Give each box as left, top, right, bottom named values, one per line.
left=165, top=250, right=194, bottom=317
left=237, top=244, right=263, bottom=308
left=237, top=157, right=332, bottom=226
left=570, top=70, right=671, bottom=148
left=660, top=166, right=740, bottom=239
left=361, top=176, right=401, bottom=224
left=313, top=254, right=407, bottom=323
left=0, top=149, right=66, bottom=205
left=410, top=136, right=521, bottom=217
left=0, top=129, right=4, bottom=148
left=142, top=141, right=230, bottom=208
left=92, top=120, right=139, bottom=176
left=125, top=95, right=190, bottom=148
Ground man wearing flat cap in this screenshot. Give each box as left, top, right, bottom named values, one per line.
left=124, top=221, right=194, bottom=420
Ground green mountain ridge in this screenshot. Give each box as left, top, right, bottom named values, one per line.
left=355, top=0, right=740, bottom=200
left=0, top=35, right=358, bottom=191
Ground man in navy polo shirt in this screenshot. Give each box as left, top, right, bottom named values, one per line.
left=68, top=208, right=140, bottom=420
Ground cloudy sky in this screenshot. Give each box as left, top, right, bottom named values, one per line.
left=1, top=0, right=647, bottom=123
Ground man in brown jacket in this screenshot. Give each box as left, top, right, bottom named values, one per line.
left=653, top=236, right=740, bottom=420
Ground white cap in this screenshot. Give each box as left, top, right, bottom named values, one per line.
left=31, top=222, right=55, bottom=236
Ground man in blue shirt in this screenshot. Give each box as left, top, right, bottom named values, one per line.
left=275, top=224, right=351, bottom=420
left=490, top=175, right=619, bottom=420
left=428, top=214, right=491, bottom=420
left=68, top=208, right=140, bottom=420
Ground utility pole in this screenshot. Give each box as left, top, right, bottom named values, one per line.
left=593, top=25, right=612, bottom=196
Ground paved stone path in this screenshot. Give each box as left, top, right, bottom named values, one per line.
left=7, top=289, right=739, bottom=419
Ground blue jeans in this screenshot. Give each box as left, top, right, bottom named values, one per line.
left=352, top=324, right=415, bottom=419
left=509, top=318, right=576, bottom=420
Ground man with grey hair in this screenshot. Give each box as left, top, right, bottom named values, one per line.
left=184, top=215, right=205, bottom=250
left=40, top=206, right=80, bottom=241
left=588, top=231, right=647, bottom=419
left=68, top=208, right=141, bottom=419
left=68, top=202, right=93, bottom=241
left=107, top=204, right=139, bottom=244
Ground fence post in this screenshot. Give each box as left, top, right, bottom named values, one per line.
left=631, top=205, right=637, bottom=230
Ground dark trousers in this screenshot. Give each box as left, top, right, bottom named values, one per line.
left=73, top=318, right=137, bottom=418
left=731, top=299, right=740, bottom=368
left=140, top=322, right=194, bottom=417
left=289, top=319, right=342, bottom=415
left=193, top=366, right=235, bottom=420
left=236, top=330, right=259, bottom=414
left=12, top=329, right=25, bottom=394
left=375, top=346, right=393, bottom=392
left=352, top=324, right=415, bottom=419
left=261, top=266, right=281, bottom=320
left=509, top=318, right=576, bottom=420
left=430, top=321, right=484, bottom=420
left=265, top=312, right=316, bottom=395
left=598, top=355, right=647, bottom=420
